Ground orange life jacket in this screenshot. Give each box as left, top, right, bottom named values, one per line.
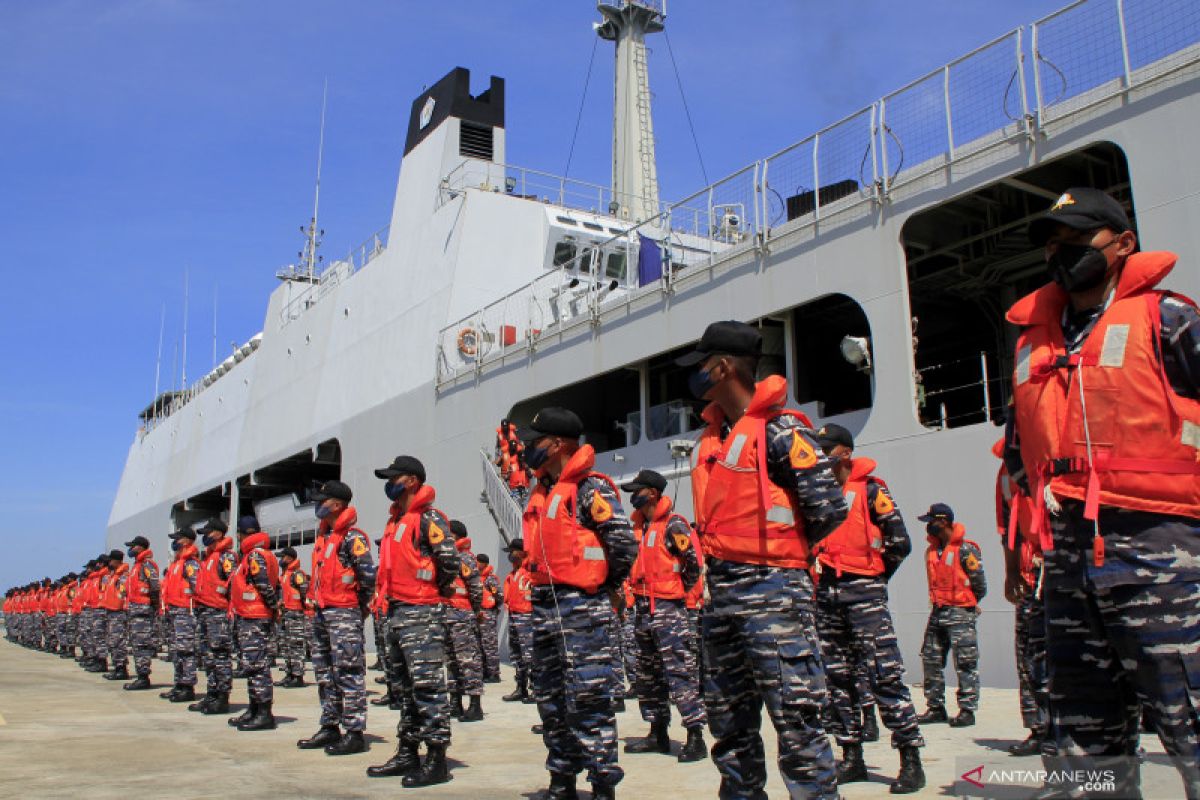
left=313, top=506, right=369, bottom=609
left=993, top=439, right=1041, bottom=589
left=162, top=545, right=199, bottom=609
left=692, top=376, right=811, bottom=569
left=378, top=486, right=444, bottom=607
left=229, top=533, right=279, bottom=619
left=525, top=445, right=613, bottom=593
left=480, top=564, right=498, bottom=610
left=507, top=456, right=530, bottom=490
left=281, top=561, right=308, bottom=612
left=99, top=563, right=129, bottom=611
left=447, top=537, right=477, bottom=611
left=1008, top=252, right=1200, bottom=563
left=68, top=581, right=84, bottom=614
left=503, top=566, right=533, bottom=613
left=629, top=496, right=689, bottom=603
left=925, top=523, right=978, bottom=608
left=126, top=550, right=158, bottom=606
left=194, top=536, right=234, bottom=610
left=813, top=458, right=886, bottom=577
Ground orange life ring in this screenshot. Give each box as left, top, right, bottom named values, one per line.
left=457, top=327, right=479, bottom=357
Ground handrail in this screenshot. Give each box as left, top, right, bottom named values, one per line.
left=480, top=449, right=523, bottom=546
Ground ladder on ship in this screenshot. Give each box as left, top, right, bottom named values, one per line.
left=479, top=448, right=523, bottom=546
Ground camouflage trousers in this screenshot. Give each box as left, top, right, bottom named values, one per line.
left=44, top=614, right=57, bottom=650
left=815, top=581, right=923, bottom=748
left=166, top=606, right=198, bottom=687
left=128, top=604, right=158, bottom=677
left=633, top=596, right=707, bottom=729
left=507, top=610, right=534, bottom=689
left=156, top=613, right=169, bottom=657
left=479, top=606, right=501, bottom=681
left=444, top=607, right=484, bottom=697
left=687, top=607, right=704, bottom=687
left=387, top=601, right=451, bottom=747
left=106, top=609, right=129, bottom=669
left=195, top=605, right=232, bottom=694
left=64, top=614, right=78, bottom=650
left=920, top=605, right=980, bottom=713
left=606, top=611, right=638, bottom=696
left=280, top=610, right=307, bottom=679
left=236, top=616, right=273, bottom=704
left=1014, top=593, right=1048, bottom=737
left=703, top=559, right=836, bottom=800
left=88, top=608, right=108, bottom=662
left=1044, top=577, right=1200, bottom=798
left=54, top=615, right=67, bottom=650
left=531, top=585, right=623, bottom=789
left=311, top=606, right=367, bottom=732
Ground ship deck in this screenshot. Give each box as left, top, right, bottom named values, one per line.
left=0, top=638, right=1185, bottom=798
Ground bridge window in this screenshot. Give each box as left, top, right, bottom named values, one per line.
left=791, top=294, right=873, bottom=417
left=509, top=368, right=640, bottom=453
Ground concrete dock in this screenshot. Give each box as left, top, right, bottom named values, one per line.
left=0, top=639, right=1185, bottom=798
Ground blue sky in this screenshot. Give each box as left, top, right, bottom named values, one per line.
left=0, top=0, right=1064, bottom=590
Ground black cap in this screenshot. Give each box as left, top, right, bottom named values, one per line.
left=503, top=538, right=525, bottom=552
left=675, top=320, right=763, bottom=367
left=196, top=518, right=228, bottom=535
left=124, top=536, right=150, bottom=549
left=277, top=546, right=297, bottom=560
left=1028, top=187, right=1132, bottom=247
left=815, top=423, right=854, bottom=451
left=620, top=469, right=668, bottom=494
left=107, top=549, right=124, bottom=561
left=236, top=515, right=259, bottom=533
left=312, top=480, right=353, bottom=503
left=169, top=528, right=197, bottom=541
left=917, top=503, right=955, bottom=523
left=518, top=407, right=584, bottom=444
left=449, top=520, right=468, bottom=539
left=374, top=455, right=426, bottom=482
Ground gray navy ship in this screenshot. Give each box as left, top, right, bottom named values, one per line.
left=105, top=0, right=1200, bottom=690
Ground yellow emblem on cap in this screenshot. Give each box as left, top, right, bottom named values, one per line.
left=874, top=491, right=895, bottom=515
left=789, top=431, right=818, bottom=469
left=672, top=532, right=691, bottom=552
left=591, top=492, right=614, bottom=523
left=964, top=553, right=980, bottom=572
left=428, top=523, right=445, bottom=545
left=351, top=537, right=368, bottom=557
left=1052, top=193, right=1075, bottom=210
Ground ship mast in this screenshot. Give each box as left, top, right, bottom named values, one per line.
left=596, top=1, right=665, bottom=225
left=278, top=80, right=328, bottom=283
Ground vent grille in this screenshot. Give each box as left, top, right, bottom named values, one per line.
left=460, top=121, right=494, bottom=161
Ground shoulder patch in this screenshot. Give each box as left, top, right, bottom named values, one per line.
left=873, top=490, right=895, bottom=515
left=460, top=562, right=471, bottom=578
left=295, top=574, right=305, bottom=586
left=351, top=536, right=369, bottom=557
left=428, top=522, right=445, bottom=545
left=963, top=553, right=980, bottom=572
left=788, top=430, right=818, bottom=469
left=672, top=532, right=691, bottom=552
left=590, top=491, right=614, bottom=523
left=185, top=564, right=196, bottom=577
left=143, top=566, right=153, bottom=579
left=250, top=559, right=261, bottom=575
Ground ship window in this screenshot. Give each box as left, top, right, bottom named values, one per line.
left=791, top=294, right=873, bottom=417
left=509, top=366, right=641, bottom=453
left=604, top=252, right=627, bottom=282
left=553, top=241, right=577, bottom=267
left=608, top=227, right=624, bottom=234
left=583, top=222, right=604, bottom=231
left=459, top=121, right=494, bottom=161
left=902, top=141, right=1131, bottom=429
left=555, top=216, right=578, bottom=226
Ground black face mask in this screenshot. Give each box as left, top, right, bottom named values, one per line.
left=1046, top=242, right=1113, bottom=293
left=926, top=522, right=942, bottom=537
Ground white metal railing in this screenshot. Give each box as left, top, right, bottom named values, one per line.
left=434, top=0, right=1199, bottom=389
left=279, top=224, right=390, bottom=324
left=480, top=449, right=524, bottom=544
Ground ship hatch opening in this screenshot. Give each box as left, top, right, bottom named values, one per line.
left=509, top=368, right=640, bottom=454
left=901, top=141, right=1132, bottom=429
left=790, top=294, right=873, bottom=417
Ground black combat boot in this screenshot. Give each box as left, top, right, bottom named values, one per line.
left=288, top=675, right=306, bottom=688
left=88, top=658, right=108, bottom=673
left=159, top=684, right=180, bottom=699
left=296, top=725, right=341, bottom=749
left=450, top=692, right=465, bottom=720
left=948, top=709, right=975, bottom=728
left=369, top=657, right=383, bottom=670
left=367, top=742, right=421, bottom=777
left=531, top=724, right=545, bottom=735
left=862, top=705, right=880, bottom=742
left=325, top=730, right=365, bottom=756
left=237, top=701, right=276, bottom=731
left=1008, top=732, right=1042, bottom=757
left=678, top=726, right=707, bottom=762
left=502, top=681, right=529, bottom=702
left=105, top=665, right=130, bottom=681
left=228, top=701, right=258, bottom=727
left=370, top=690, right=395, bottom=706
left=591, top=784, right=616, bottom=800
left=202, top=693, right=230, bottom=714
left=123, top=675, right=151, bottom=691
left=624, top=719, right=670, bottom=754
left=917, top=705, right=947, bottom=724
left=545, top=772, right=579, bottom=800
left=401, top=743, right=450, bottom=787
left=188, top=693, right=215, bottom=712
left=169, top=684, right=196, bottom=702
left=461, top=695, right=483, bottom=722
left=836, top=743, right=868, bottom=783
left=890, top=745, right=926, bottom=794
left=484, top=674, right=501, bottom=684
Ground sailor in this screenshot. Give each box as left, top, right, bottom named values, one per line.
left=82, top=557, right=109, bottom=672
left=444, top=519, right=486, bottom=723
left=275, top=547, right=310, bottom=688
left=227, top=516, right=280, bottom=731
left=160, top=529, right=201, bottom=703
left=917, top=503, right=985, bottom=728
left=681, top=320, right=848, bottom=799
left=811, top=423, right=925, bottom=793
left=190, top=518, right=238, bottom=715
left=475, top=553, right=503, bottom=683
left=501, top=538, right=535, bottom=703
left=63, top=572, right=82, bottom=660
left=99, top=550, right=131, bottom=682
left=1006, top=187, right=1200, bottom=794
left=993, top=440, right=1048, bottom=757
left=296, top=479, right=376, bottom=757
left=620, top=468, right=708, bottom=763
left=520, top=406, right=637, bottom=800
left=121, top=536, right=160, bottom=691
left=366, top=455, right=459, bottom=785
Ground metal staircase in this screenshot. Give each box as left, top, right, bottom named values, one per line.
left=479, top=448, right=523, bottom=546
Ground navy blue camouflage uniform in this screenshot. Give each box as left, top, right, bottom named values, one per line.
left=920, top=536, right=986, bottom=714
left=444, top=543, right=485, bottom=699
left=129, top=559, right=161, bottom=678
left=197, top=546, right=238, bottom=697
left=234, top=550, right=279, bottom=705
left=168, top=554, right=201, bottom=688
